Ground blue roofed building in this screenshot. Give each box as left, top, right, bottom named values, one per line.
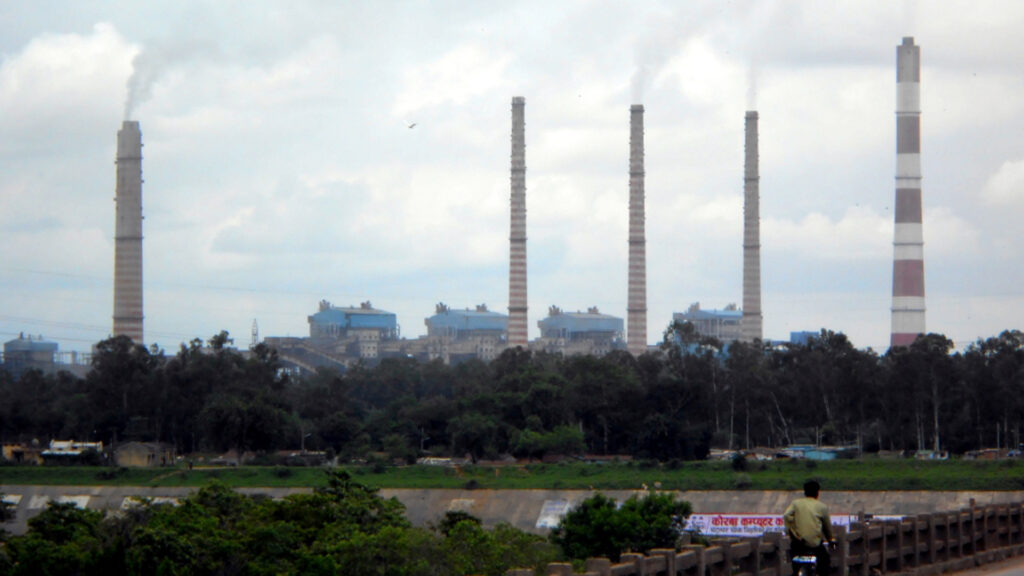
left=2, top=333, right=58, bottom=377
left=535, top=306, right=625, bottom=357
left=423, top=303, right=508, bottom=363
left=301, top=300, right=398, bottom=361
left=265, top=300, right=399, bottom=372
left=672, top=302, right=742, bottom=344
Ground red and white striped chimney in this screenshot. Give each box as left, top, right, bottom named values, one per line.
left=627, top=105, right=647, bottom=355
left=113, top=120, right=144, bottom=344
left=508, top=96, right=528, bottom=347
left=891, top=37, right=926, bottom=348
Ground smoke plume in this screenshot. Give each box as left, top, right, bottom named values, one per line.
left=123, top=39, right=216, bottom=120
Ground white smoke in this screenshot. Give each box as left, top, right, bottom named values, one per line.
left=630, top=8, right=696, bottom=104
left=123, top=47, right=159, bottom=120
left=631, top=64, right=651, bottom=105
left=122, top=39, right=217, bottom=120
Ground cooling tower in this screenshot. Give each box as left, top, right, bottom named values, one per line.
left=741, top=111, right=763, bottom=342
left=113, top=121, right=144, bottom=344
left=626, top=105, right=647, bottom=355
left=508, top=96, right=528, bottom=347
left=891, top=37, right=926, bottom=348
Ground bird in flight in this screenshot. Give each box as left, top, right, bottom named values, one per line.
left=407, top=122, right=417, bottom=129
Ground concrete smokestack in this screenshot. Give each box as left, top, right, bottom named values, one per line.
left=891, top=37, right=925, bottom=348
left=627, top=105, right=647, bottom=355
left=741, top=111, right=763, bottom=342
left=113, top=121, right=144, bottom=344
left=508, top=97, right=528, bottom=347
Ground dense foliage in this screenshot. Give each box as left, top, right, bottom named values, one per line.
left=2, top=327, right=1023, bottom=460
left=550, top=492, right=692, bottom=561
left=0, top=471, right=559, bottom=575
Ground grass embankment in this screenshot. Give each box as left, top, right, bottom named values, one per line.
left=2, top=458, right=1024, bottom=491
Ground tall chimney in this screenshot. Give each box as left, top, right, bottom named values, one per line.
left=741, top=111, right=763, bottom=342
left=113, top=121, right=144, bottom=344
left=627, top=105, right=647, bottom=355
left=508, top=96, right=528, bottom=347
left=891, top=37, right=925, bottom=348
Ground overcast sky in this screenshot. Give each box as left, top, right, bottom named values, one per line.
left=2, top=1, right=1022, bottom=354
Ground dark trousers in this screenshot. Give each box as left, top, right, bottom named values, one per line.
left=790, top=538, right=830, bottom=576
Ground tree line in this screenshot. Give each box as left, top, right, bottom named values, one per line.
left=0, top=470, right=692, bottom=575
left=1, top=327, right=1023, bottom=461
left=0, top=471, right=560, bottom=575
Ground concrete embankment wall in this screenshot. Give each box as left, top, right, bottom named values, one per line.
left=3, top=485, right=1023, bottom=537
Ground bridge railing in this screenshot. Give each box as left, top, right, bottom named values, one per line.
left=508, top=501, right=1024, bottom=576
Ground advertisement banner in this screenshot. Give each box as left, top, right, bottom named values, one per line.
left=684, top=513, right=859, bottom=538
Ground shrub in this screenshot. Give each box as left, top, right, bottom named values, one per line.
left=550, top=492, right=692, bottom=562
left=731, top=453, right=748, bottom=472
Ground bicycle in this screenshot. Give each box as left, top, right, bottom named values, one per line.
left=790, top=540, right=835, bottom=576
left=791, top=554, right=818, bottom=576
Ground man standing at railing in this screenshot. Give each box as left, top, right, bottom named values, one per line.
left=784, top=480, right=834, bottom=576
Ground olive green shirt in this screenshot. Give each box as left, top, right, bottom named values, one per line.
left=783, top=496, right=833, bottom=547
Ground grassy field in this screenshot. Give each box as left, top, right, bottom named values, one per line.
left=2, top=457, right=1024, bottom=491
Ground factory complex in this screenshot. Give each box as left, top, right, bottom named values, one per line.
left=3, top=37, right=927, bottom=376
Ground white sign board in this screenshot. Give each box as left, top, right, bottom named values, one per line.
left=685, top=513, right=860, bottom=538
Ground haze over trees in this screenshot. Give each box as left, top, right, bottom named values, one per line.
left=1, top=327, right=1023, bottom=460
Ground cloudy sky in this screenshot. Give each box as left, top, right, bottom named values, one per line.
left=2, top=1, right=1022, bottom=354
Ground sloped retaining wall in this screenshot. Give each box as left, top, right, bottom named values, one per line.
left=3, top=485, right=1024, bottom=540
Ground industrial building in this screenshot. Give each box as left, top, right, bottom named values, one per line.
left=535, top=306, right=625, bottom=356
left=268, top=300, right=512, bottom=373
left=2, top=334, right=58, bottom=376
left=672, top=303, right=743, bottom=344
left=307, top=300, right=398, bottom=360
left=424, top=303, right=507, bottom=363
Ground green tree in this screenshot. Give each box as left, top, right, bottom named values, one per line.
left=550, top=492, right=691, bottom=562
left=4, top=502, right=109, bottom=576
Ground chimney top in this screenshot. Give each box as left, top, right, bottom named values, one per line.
left=512, top=96, right=525, bottom=104
left=902, top=37, right=915, bottom=46
left=630, top=104, right=644, bottom=112
left=745, top=110, right=758, bottom=118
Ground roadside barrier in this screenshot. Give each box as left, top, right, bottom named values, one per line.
left=508, top=500, right=1024, bottom=576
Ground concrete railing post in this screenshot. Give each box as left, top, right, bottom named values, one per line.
left=682, top=544, right=706, bottom=576
left=910, top=515, right=921, bottom=568
left=833, top=525, right=848, bottom=576
left=927, top=513, right=937, bottom=565
left=652, top=548, right=677, bottom=575
left=895, top=519, right=905, bottom=572
left=622, top=553, right=646, bottom=576
left=584, top=558, right=611, bottom=576
left=860, top=523, right=871, bottom=576
left=546, top=562, right=574, bottom=576
left=763, top=532, right=785, bottom=576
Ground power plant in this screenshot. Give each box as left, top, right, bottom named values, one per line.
left=740, top=111, right=763, bottom=342
left=508, top=96, right=529, bottom=348
left=891, top=37, right=926, bottom=348
left=113, top=120, right=144, bottom=344
left=626, top=104, right=647, bottom=355
left=91, top=37, right=929, bottom=369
